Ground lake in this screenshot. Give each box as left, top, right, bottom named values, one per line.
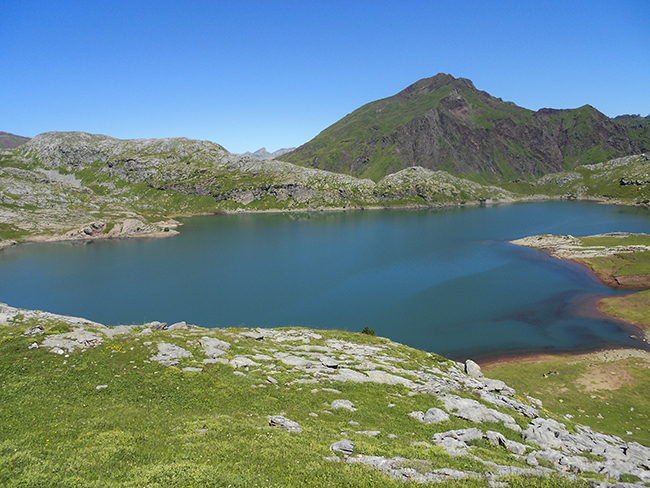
left=2, top=201, right=650, bottom=360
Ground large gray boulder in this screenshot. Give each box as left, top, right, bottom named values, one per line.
left=150, top=342, right=193, bottom=366
left=464, top=359, right=484, bottom=378
left=409, top=407, right=449, bottom=423
left=330, top=439, right=354, bottom=456
left=200, top=336, right=230, bottom=358
left=268, top=415, right=302, bottom=433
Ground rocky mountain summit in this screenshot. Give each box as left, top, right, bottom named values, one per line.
left=281, top=74, right=649, bottom=182
left=241, top=147, right=296, bottom=160
left=3, top=301, right=649, bottom=486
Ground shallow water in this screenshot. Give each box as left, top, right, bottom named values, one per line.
left=2, top=201, right=650, bottom=359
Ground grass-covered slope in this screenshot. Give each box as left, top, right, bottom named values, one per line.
left=501, top=153, right=650, bottom=203
left=281, top=74, right=647, bottom=182
left=2, top=302, right=649, bottom=487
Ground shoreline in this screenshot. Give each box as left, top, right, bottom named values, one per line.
left=480, top=346, right=650, bottom=371
left=2, top=193, right=640, bottom=248
left=493, top=235, right=650, bottom=369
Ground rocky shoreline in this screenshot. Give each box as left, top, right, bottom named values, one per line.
left=2, top=301, right=650, bottom=486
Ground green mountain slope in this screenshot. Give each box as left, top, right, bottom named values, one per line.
left=281, top=74, right=648, bottom=182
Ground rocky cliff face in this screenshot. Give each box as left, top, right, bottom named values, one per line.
left=281, top=74, right=648, bottom=182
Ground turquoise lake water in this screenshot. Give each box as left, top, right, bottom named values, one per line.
left=2, top=201, right=650, bottom=360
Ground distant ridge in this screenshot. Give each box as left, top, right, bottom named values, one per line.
left=281, top=74, right=650, bottom=182
left=0, top=131, right=31, bottom=149
left=242, top=147, right=296, bottom=160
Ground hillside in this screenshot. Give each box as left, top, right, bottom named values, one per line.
left=2, top=301, right=650, bottom=486
left=280, top=74, right=649, bottom=182
left=0, top=131, right=30, bottom=149
left=0, top=131, right=514, bottom=242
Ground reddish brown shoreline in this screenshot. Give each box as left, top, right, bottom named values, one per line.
left=480, top=250, right=650, bottom=369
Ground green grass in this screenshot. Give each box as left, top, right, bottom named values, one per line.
left=485, top=356, right=650, bottom=446
left=600, top=289, right=650, bottom=329
left=0, top=320, right=597, bottom=487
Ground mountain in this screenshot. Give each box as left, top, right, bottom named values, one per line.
left=280, top=74, right=649, bottom=182
left=242, top=147, right=296, bottom=160
left=0, top=131, right=31, bottom=149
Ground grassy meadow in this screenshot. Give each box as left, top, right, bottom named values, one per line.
left=0, top=314, right=588, bottom=487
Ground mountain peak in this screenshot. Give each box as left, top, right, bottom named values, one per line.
left=281, top=76, right=648, bottom=182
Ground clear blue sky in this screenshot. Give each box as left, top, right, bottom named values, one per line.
left=2, top=0, right=648, bottom=154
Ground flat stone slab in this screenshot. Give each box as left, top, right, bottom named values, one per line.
left=150, top=342, right=193, bottom=364
left=230, top=356, right=260, bottom=369
left=200, top=336, right=230, bottom=358
left=239, top=331, right=265, bottom=340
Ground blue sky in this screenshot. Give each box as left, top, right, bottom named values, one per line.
left=2, top=0, right=648, bottom=154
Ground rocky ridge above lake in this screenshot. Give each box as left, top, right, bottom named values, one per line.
left=2, top=131, right=650, bottom=245
left=2, top=301, right=649, bottom=486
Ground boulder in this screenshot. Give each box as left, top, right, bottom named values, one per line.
left=150, top=342, right=192, bottom=364
left=200, top=336, right=230, bottom=358
left=440, top=394, right=518, bottom=429
left=23, top=325, right=45, bottom=336
left=331, top=399, right=357, bottom=411
left=330, top=439, right=354, bottom=456
left=230, top=356, right=260, bottom=369
left=409, top=408, right=449, bottom=423
left=320, top=356, right=339, bottom=369
left=268, top=415, right=302, bottom=433
left=239, top=331, right=265, bottom=340
left=146, top=321, right=168, bottom=331
left=423, top=407, right=450, bottom=423
left=465, top=359, right=484, bottom=378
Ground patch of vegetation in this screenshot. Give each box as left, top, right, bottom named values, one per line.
left=484, top=356, right=650, bottom=446
left=361, top=326, right=376, bottom=336
left=0, top=316, right=616, bottom=487
left=599, top=289, right=650, bottom=329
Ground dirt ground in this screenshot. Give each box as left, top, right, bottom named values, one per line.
left=575, top=363, right=636, bottom=391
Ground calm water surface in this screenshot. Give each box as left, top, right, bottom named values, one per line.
left=2, top=201, right=650, bottom=359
